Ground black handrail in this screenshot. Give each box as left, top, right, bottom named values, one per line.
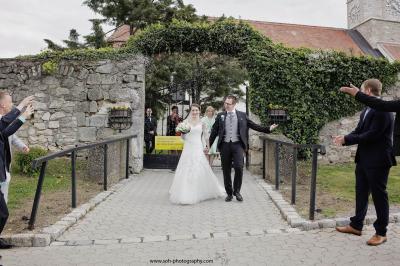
left=259, top=135, right=326, bottom=220
left=28, top=134, right=136, bottom=230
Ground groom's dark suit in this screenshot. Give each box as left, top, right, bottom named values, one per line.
left=344, top=107, right=396, bottom=236
left=210, top=110, right=271, bottom=198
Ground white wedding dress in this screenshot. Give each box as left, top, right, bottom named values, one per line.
left=169, top=122, right=225, bottom=204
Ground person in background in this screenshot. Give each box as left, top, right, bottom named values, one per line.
left=0, top=94, right=30, bottom=203
left=167, top=106, right=182, bottom=155
left=0, top=93, right=34, bottom=249
left=144, top=107, right=157, bottom=154
left=201, top=106, right=219, bottom=166
left=167, top=106, right=181, bottom=136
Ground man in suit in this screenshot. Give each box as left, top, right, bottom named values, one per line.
left=0, top=92, right=34, bottom=249
left=209, top=95, right=277, bottom=202
left=334, top=79, right=396, bottom=246
left=341, top=83, right=400, bottom=156
left=0, top=95, right=30, bottom=203
left=144, top=107, right=157, bottom=154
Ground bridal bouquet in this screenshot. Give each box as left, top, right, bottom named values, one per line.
left=176, top=121, right=191, bottom=134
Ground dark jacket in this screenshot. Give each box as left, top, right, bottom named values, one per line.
left=209, top=110, right=271, bottom=151
left=167, top=114, right=181, bottom=136
left=355, top=91, right=400, bottom=155
left=144, top=115, right=157, bottom=141
left=344, top=107, right=396, bottom=168
left=0, top=108, right=24, bottom=182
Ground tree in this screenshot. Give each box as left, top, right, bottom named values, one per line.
left=145, top=52, right=247, bottom=117
left=43, top=29, right=84, bottom=51
left=155, top=0, right=198, bottom=24
left=44, top=21, right=109, bottom=51
left=43, top=39, right=64, bottom=51
left=83, top=0, right=198, bottom=36
left=62, top=29, right=85, bottom=49
left=84, top=19, right=109, bottom=49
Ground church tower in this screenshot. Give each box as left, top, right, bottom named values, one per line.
left=347, top=0, right=400, bottom=50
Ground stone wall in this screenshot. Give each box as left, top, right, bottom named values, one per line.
left=355, top=19, right=400, bottom=48
left=0, top=56, right=145, bottom=173
left=347, top=0, right=400, bottom=48
left=348, top=0, right=400, bottom=30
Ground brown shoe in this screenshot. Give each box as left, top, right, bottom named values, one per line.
left=335, top=225, right=362, bottom=236
left=367, top=234, right=387, bottom=246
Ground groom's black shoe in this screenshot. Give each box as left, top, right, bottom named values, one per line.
left=234, top=192, right=243, bottom=202
left=225, top=195, right=233, bottom=202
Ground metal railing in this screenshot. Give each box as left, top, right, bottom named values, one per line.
left=28, top=134, right=136, bottom=230
left=260, top=135, right=326, bottom=220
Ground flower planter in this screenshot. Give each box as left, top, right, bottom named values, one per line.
left=267, top=109, right=288, bottom=123
left=108, top=108, right=133, bottom=131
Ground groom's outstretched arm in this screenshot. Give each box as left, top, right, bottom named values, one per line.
left=209, top=114, right=220, bottom=147
left=247, top=117, right=271, bottom=133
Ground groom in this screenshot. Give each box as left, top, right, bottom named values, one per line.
left=209, top=95, right=277, bottom=202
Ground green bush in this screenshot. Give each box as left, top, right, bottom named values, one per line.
left=14, top=147, right=48, bottom=175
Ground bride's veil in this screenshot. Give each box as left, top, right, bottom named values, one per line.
left=184, top=104, right=209, bottom=147
left=184, top=105, right=200, bottom=125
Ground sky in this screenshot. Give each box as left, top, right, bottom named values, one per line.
left=0, top=0, right=347, bottom=58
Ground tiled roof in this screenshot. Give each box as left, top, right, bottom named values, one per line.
left=108, top=19, right=368, bottom=56
left=378, top=42, right=400, bottom=62
left=244, top=20, right=364, bottom=56
left=108, top=25, right=131, bottom=47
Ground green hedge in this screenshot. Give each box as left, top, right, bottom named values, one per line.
left=129, top=19, right=400, bottom=145
left=18, top=19, right=400, bottom=145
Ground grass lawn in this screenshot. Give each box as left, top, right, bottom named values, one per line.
left=5, top=157, right=103, bottom=233
left=8, top=158, right=74, bottom=211
left=317, top=162, right=400, bottom=204
left=280, top=161, right=400, bottom=219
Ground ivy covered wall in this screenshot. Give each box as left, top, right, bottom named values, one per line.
left=128, top=20, right=400, bottom=146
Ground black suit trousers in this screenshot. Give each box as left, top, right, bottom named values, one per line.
left=220, top=142, right=244, bottom=196
left=145, top=135, right=155, bottom=154
left=0, top=189, right=8, bottom=235
left=350, top=164, right=390, bottom=236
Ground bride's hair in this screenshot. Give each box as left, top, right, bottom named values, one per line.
left=185, top=103, right=201, bottom=124
left=190, top=103, right=201, bottom=111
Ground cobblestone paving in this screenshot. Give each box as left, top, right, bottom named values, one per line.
left=3, top=169, right=400, bottom=265
left=2, top=225, right=400, bottom=265
left=58, top=169, right=289, bottom=242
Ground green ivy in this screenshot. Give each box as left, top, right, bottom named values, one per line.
left=42, top=60, right=58, bottom=75
left=128, top=19, right=400, bottom=145
left=16, top=19, right=400, bottom=146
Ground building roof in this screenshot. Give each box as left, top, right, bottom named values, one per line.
left=243, top=20, right=365, bottom=56
left=378, top=42, right=400, bottom=62
left=107, top=19, right=378, bottom=57
left=108, top=25, right=131, bottom=47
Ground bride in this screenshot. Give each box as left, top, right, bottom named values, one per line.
left=169, top=104, right=225, bottom=204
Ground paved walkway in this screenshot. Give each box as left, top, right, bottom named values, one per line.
left=58, top=169, right=289, bottom=241
left=2, top=169, right=400, bottom=265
